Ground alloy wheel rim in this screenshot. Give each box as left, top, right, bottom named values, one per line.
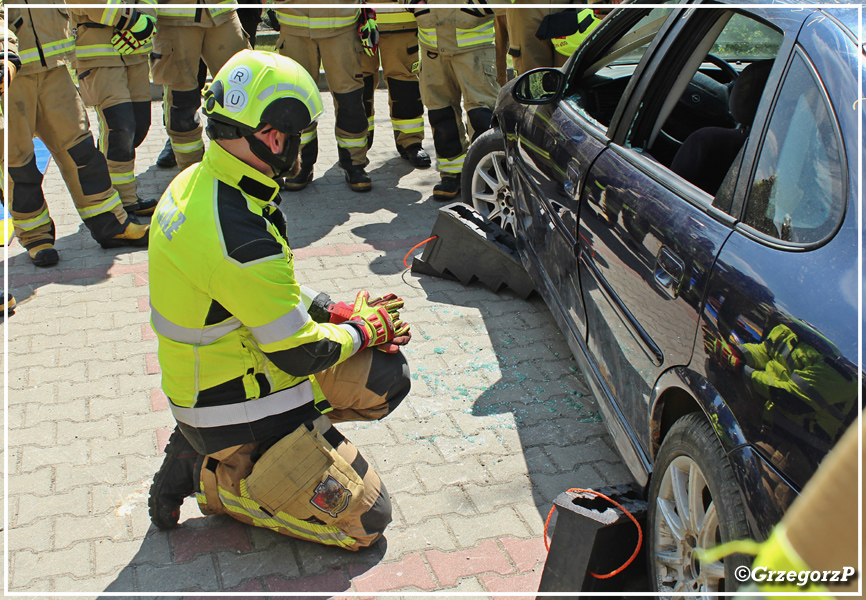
left=653, top=455, right=725, bottom=598
left=470, top=150, right=515, bottom=236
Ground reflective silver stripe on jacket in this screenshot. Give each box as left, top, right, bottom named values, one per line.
left=171, top=379, right=314, bottom=428
left=247, top=304, right=311, bottom=346
left=151, top=302, right=242, bottom=345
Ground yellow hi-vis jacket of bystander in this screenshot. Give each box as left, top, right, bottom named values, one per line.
left=408, top=0, right=495, bottom=57
left=6, top=0, right=74, bottom=76
left=148, top=142, right=365, bottom=456
left=272, top=0, right=361, bottom=39
left=155, top=0, right=238, bottom=28
left=65, top=0, right=156, bottom=70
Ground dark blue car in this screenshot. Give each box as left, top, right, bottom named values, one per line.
left=462, top=1, right=863, bottom=593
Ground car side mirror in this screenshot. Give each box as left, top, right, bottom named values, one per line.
left=512, top=68, right=565, bottom=105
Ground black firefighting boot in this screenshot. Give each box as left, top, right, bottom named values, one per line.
left=124, top=198, right=158, bottom=217
left=281, top=162, right=314, bottom=192
left=156, top=139, right=177, bottom=169
left=344, top=164, right=372, bottom=193
left=433, top=174, right=461, bottom=201
left=398, top=144, right=432, bottom=169
left=148, top=427, right=200, bottom=530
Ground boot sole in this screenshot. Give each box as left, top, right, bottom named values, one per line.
left=348, top=182, right=373, bottom=193
left=99, top=237, right=149, bottom=249
left=30, top=250, right=60, bottom=267
left=433, top=189, right=460, bottom=201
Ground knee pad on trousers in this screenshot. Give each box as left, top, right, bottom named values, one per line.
left=197, top=59, right=208, bottom=93
left=8, top=155, right=46, bottom=214
left=362, top=75, right=375, bottom=119
left=67, top=136, right=113, bottom=196
left=101, top=103, right=136, bottom=162
left=132, top=101, right=152, bottom=148
left=360, top=479, right=392, bottom=536
left=366, top=350, right=411, bottom=416
left=428, top=106, right=463, bottom=158
left=386, top=78, right=423, bottom=120
left=169, top=89, right=202, bottom=133
left=333, top=88, right=367, bottom=135
left=467, top=107, right=494, bottom=142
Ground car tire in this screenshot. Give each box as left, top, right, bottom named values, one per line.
left=461, top=128, right=516, bottom=237
left=648, top=412, right=750, bottom=594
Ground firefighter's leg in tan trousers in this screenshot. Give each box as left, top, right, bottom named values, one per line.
left=279, top=27, right=368, bottom=169
left=195, top=350, right=410, bottom=550
left=151, top=14, right=249, bottom=170
left=506, top=8, right=568, bottom=76
left=421, top=48, right=498, bottom=177
left=494, top=12, right=509, bottom=86
left=77, top=62, right=152, bottom=209
left=380, top=31, right=425, bottom=152
left=7, top=68, right=129, bottom=251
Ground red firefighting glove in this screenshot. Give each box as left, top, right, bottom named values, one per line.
left=111, top=10, right=156, bottom=55
left=348, top=290, right=410, bottom=352
left=328, top=292, right=411, bottom=352
left=713, top=338, right=744, bottom=371
left=358, top=7, right=379, bottom=57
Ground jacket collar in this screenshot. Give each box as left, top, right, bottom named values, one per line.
left=202, top=141, right=281, bottom=207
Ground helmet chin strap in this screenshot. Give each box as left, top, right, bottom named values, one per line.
left=245, top=134, right=301, bottom=179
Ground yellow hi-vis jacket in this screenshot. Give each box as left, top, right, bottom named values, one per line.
left=273, top=0, right=361, bottom=40
left=65, top=0, right=156, bottom=69
left=155, top=0, right=238, bottom=28
left=148, top=143, right=364, bottom=455
left=407, top=0, right=495, bottom=57
left=6, top=0, right=75, bottom=76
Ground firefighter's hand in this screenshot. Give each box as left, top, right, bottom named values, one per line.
left=714, top=338, right=743, bottom=371
left=368, top=293, right=411, bottom=351
left=0, top=52, right=20, bottom=95
left=358, top=8, right=379, bottom=57
left=265, top=9, right=281, bottom=32
left=112, top=11, right=156, bottom=55
left=349, top=290, right=410, bottom=351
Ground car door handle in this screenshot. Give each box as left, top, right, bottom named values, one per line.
left=654, top=247, right=685, bottom=298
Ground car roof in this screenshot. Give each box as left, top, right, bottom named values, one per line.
left=700, top=0, right=860, bottom=37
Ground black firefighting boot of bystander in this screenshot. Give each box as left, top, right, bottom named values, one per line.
left=148, top=426, right=200, bottom=529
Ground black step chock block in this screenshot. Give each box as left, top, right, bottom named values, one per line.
left=537, top=484, right=648, bottom=597
left=410, top=202, right=535, bottom=299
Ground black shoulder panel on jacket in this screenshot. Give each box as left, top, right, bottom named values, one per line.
left=216, top=180, right=284, bottom=264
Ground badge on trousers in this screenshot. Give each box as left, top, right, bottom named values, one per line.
left=310, top=474, right=352, bottom=518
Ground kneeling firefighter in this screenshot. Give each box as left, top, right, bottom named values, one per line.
left=147, top=50, right=412, bottom=550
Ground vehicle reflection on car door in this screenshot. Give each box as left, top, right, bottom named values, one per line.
left=510, top=99, right=607, bottom=337
left=578, top=151, right=732, bottom=451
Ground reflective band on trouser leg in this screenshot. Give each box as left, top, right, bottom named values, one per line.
left=165, top=87, right=204, bottom=169
left=198, top=480, right=357, bottom=548
left=392, top=117, right=425, bottom=147
left=7, top=156, right=54, bottom=246
left=77, top=190, right=122, bottom=220
left=437, top=154, right=465, bottom=174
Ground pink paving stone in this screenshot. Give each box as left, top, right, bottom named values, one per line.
left=109, top=263, right=148, bottom=275
left=60, top=266, right=108, bottom=282
left=146, top=353, right=161, bottom=374
left=151, top=388, right=168, bottom=412
left=424, top=539, right=515, bottom=588
left=480, top=568, right=544, bottom=596
left=266, top=567, right=351, bottom=594
left=349, top=553, right=437, bottom=593
left=138, top=296, right=150, bottom=312
left=170, top=519, right=252, bottom=564
left=335, top=242, right=377, bottom=255
left=12, top=271, right=60, bottom=287
left=292, top=245, right=339, bottom=260
left=133, top=272, right=148, bottom=287
left=141, top=323, right=156, bottom=341
left=500, top=537, right=548, bottom=573
left=155, top=427, right=172, bottom=453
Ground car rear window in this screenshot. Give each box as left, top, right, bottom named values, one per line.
left=742, top=52, right=845, bottom=245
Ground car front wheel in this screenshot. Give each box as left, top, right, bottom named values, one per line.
left=648, top=412, right=750, bottom=597
left=461, top=128, right=515, bottom=237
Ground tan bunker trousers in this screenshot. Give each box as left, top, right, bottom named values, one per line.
left=5, top=67, right=130, bottom=249
left=196, top=349, right=409, bottom=550
left=151, top=14, right=249, bottom=169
